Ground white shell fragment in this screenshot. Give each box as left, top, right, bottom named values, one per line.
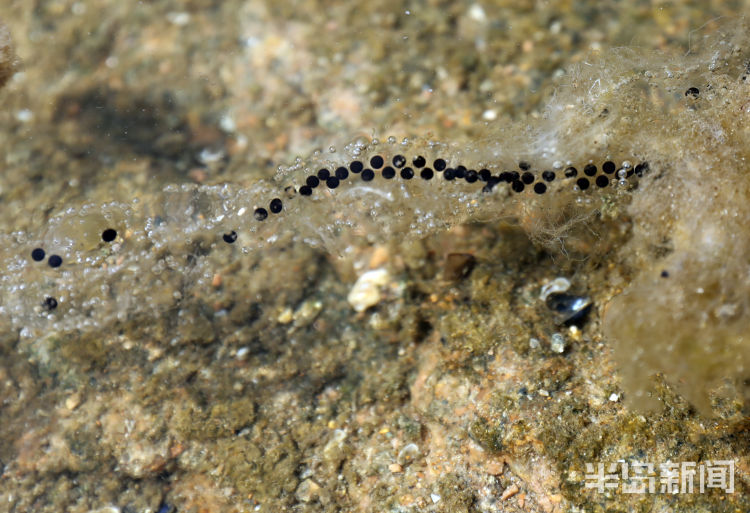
left=540, top=277, right=572, bottom=301
left=347, top=268, right=390, bottom=312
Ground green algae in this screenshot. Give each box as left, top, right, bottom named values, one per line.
left=436, top=473, right=475, bottom=513
left=469, top=417, right=506, bottom=454
left=538, top=390, right=749, bottom=512
left=174, top=397, right=256, bottom=441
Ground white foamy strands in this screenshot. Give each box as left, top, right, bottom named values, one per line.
left=1, top=19, right=745, bottom=340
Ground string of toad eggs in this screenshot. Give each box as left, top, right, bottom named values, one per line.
left=245, top=152, right=649, bottom=232
left=27, top=150, right=650, bottom=313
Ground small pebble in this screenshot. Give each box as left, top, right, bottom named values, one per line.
left=277, top=307, right=293, bottom=324
left=166, top=11, right=191, bottom=26
left=501, top=484, right=520, bottom=500
left=550, top=333, right=566, bottom=353
left=89, top=507, right=121, bottom=513
left=293, top=300, right=323, bottom=327
left=65, top=393, right=81, bottom=410
left=16, top=109, right=33, bottom=122
left=347, top=268, right=390, bottom=312
left=389, top=463, right=403, bottom=473
left=295, top=479, right=321, bottom=503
